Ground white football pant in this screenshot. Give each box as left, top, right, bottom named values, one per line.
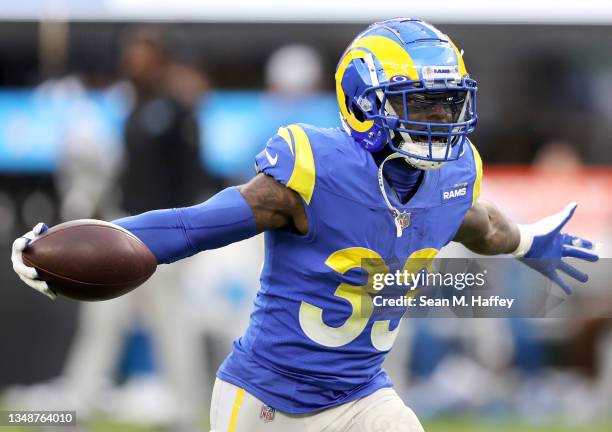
left=209, top=378, right=424, bottom=432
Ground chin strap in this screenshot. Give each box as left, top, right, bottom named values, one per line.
left=377, top=152, right=412, bottom=238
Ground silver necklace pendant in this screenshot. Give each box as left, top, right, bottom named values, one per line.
left=377, top=152, right=413, bottom=238
left=394, top=210, right=411, bottom=237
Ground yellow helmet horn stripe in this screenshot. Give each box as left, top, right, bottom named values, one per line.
left=447, top=38, right=468, bottom=77
left=336, top=35, right=417, bottom=133
left=352, top=35, right=418, bottom=80
left=335, top=49, right=374, bottom=133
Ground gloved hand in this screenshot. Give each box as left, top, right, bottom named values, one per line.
left=11, top=222, right=56, bottom=300
left=512, top=202, right=599, bottom=294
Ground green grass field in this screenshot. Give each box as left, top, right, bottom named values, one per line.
left=2, top=399, right=611, bottom=431
left=423, top=417, right=612, bottom=432
left=1, top=417, right=611, bottom=431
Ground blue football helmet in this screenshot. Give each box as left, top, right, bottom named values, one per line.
left=335, top=18, right=478, bottom=170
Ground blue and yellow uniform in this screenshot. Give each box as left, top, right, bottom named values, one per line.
left=218, top=123, right=482, bottom=413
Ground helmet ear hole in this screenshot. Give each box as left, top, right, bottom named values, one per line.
left=350, top=101, right=366, bottom=122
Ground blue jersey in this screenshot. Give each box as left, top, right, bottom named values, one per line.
left=218, top=124, right=482, bottom=413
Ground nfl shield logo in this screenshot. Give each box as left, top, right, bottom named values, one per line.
left=397, top=211, right=410, bottom=231
left=260, top=404, right=276, bottom=423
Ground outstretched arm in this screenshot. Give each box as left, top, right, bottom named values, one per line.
left=454, top=200, right=599, bottom=294
left=114, top=173, right=307, bottom=264
left=453, top=199, right=520, bottom=255
left=12, top=173, right=307, bottom=297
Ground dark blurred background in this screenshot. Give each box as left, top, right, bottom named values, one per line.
left=2, top=22, right=612, bottom=163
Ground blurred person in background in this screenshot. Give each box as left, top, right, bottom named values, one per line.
left=120, top=27, right=206, bottom=213
left=533, top=140, right=584, bottom=173
left=94, top=27, right=210, bottom=428
left=265, top=44, right=324, bottom=94
left=202, top=43, right=334, bottom=182
left=7, top=27, right=211, bottom=430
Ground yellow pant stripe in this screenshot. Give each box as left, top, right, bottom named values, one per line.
left=228, top=388, right=245, bottom=432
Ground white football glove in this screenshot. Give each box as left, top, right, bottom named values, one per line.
left=11, top=222, right=56, bottom=300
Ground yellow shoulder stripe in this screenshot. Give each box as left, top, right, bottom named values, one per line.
left=286, top=125, right=316, bottom=205
left=277, top=126, right=294, bottom=155
left=470, top=142, right=483, bottom=206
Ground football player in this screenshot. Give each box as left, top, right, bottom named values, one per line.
left=12, top=19, right=599, bottom=431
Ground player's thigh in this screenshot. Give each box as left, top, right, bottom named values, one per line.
left=350, top=388, right=424, bottom=432
left=209, top=378, right=308, bottom=432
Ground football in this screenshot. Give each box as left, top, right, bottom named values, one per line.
left=22, top=219, right=157, bottom=301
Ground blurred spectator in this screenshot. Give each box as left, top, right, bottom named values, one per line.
left=199, top=42, right=336, bottom=181
left=120, top=27, right=207, bottom=213
left=50, top=76, right=124, bottom=221
left=5, top=28, right=212, bottom=430
left=533, top=140, right=583, bottom=173
left=265, top=44, right=324, bottom=94
left=101, top=27, right=210, bottom=427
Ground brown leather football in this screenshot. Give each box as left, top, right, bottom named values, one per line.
left=22, top=219, right=157, bottom=301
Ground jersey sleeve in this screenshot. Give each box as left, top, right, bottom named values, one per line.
left=255, top=124, right=317, bottom=205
